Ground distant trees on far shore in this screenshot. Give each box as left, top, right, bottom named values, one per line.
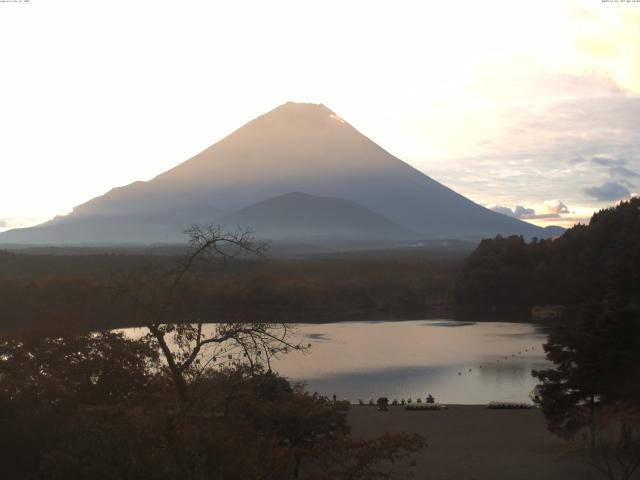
left=0, top=247, right=461, bottom=332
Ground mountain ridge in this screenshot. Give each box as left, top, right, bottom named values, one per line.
left=1, top=102, right=554, bottom=245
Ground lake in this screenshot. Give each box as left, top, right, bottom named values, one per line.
left=272, top=320, right=550, bottom=404
left=122, top=320, right=551, bottom=404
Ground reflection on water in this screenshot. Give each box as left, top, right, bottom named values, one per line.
left=272, top=320, right=550, bottom=404
left=121, top=320, right=550, bottom=404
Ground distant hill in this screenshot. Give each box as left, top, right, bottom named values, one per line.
left=221, top=192, right=417, bottom=241
left=543, top=225, right=566, bottom=237
left=1, top=102, right=549, bottom=245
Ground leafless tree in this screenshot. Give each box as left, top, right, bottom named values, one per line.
left=113, top=224, right=308, bottom=402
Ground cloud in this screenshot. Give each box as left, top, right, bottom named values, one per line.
left=0, top=217, right=36, bottom=230
left=570, top=5, right=640, bottom=95
left=610, top=166, right=639, bottom=178
left=490, top=205, right=536, bottom=219
left=491, top=205, right=517, bottom=217
left=513, top=205, right=535, bottom=217
left=584, top=181, right=631, bottom=201
left=591, top=157, right=640, bottom=179
left=528, top=213, right=561, bottom=220
left=423, top=85, right=640, bottom=228
left=543, top=199, right=569, bottom=214
left=591, top=157, right=622, bottom=167
left=490, top=204, right=558, bottom=220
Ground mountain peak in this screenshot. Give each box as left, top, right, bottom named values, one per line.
left=277, top=101, right=335, bottom=115
left=0, top=102, right=549, bottom=245
left=254, top=101, right=341, bottom=127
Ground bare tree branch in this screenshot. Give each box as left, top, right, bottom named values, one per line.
left=110, top=224, right=304, bottom=403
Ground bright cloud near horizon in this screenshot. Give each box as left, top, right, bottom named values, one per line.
left=1, top=0, right=639, bottom=232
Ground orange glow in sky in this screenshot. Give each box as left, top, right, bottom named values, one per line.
left=1, top=0, right=638, bottom=231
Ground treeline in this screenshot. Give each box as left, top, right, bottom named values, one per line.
left=0, top=251, right=462, bottom=331
left=452, top=199, right=640, bottom=476
left=454, top=197, right=640, bottom=315
left=0, top=228, right=426, bottom=479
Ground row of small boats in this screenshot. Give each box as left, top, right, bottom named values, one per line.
left=357, top=398, right=435, bottom=406
left=355, top=399, right=535, bottom=410
left=487, top=401, right=534, bottom=409
left=405, top=403, right=448, bottom=411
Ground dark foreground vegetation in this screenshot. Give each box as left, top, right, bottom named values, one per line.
left=0, top=330, right=424, bottom=480
left=458, top=198, right=640, bottom=480
left=0, top=227, right=425, bottom=479
left=2, top=200, right=639, bottom=479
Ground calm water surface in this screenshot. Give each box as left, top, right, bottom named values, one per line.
left=122, top=320, right=550, bottom=404
left=272, top=320, right=550, bottom=404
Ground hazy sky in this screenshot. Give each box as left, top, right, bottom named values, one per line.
left=1, top=0, right=639, bottom=231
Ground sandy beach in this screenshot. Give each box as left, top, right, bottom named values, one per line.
left=348, top=405, right=599, bottom=480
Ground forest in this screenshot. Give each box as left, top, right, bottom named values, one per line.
left=2, top=201, right=639, bottom=479
left=0, top=246, right=461, bottom=332
left=455, top=199, right=640, bottom=479
left=0, top=226, right=429, bottom=479
left=454, top=197, right=640, bottom=317
left=2, top=198, right=638, bottom=334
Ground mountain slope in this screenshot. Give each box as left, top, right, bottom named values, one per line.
left=221, top=192, right=417, bottom=241
left=1, top=102, right=548, bottom=245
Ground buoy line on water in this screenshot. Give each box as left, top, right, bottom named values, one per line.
left=456, top=345, right=539, bottom=377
